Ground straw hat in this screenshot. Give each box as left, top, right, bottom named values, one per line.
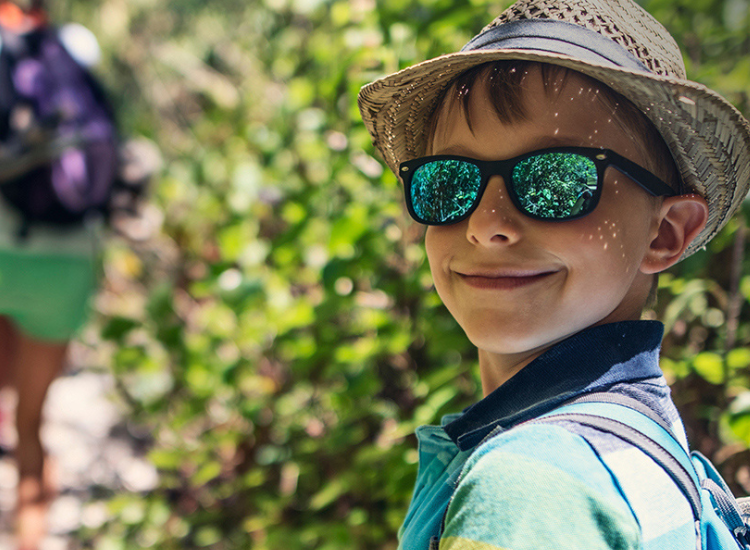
left=358, top=0, right=750, bottom=256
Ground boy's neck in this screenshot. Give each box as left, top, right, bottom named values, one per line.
left=478, top=347, right=548, bottom=396
left=477, top=312, right=650, bottom=396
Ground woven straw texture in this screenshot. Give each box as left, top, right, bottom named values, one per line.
left=487, top=0, right=685, bottom=78
left=358, top=0, right=750, bottom=257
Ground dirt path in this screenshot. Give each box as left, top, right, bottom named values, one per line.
left=0, top=347, right=155, bottom=549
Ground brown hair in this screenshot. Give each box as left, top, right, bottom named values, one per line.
left=428, top=60, right=683, bottom=193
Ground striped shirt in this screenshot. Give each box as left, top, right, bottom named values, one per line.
left=398, top=321, right=695, bottom=550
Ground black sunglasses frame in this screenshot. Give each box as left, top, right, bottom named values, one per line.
left=399, top=146, right=676, bottom=226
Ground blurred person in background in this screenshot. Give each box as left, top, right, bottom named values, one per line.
left=0, top=1, right=117, bottom=548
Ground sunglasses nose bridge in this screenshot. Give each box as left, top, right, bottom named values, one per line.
left=466, top=170, right=524, bottom=245
left=476, top=171, right=514, bottom=212
left=476, top=160, right=514, bottom=210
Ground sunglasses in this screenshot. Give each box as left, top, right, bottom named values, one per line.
left=399, top=147, right=676, bottom=225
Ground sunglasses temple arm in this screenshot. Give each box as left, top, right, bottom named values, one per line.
left=610, top=159, right=676, bottom=197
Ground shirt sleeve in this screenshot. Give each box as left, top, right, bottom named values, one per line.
left=440, top=423, right=641, bottom=550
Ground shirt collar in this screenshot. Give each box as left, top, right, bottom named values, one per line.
left=444, top=320, right=665, bottom=451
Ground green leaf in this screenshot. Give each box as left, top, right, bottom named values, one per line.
left=728, top=414, right=750, bottom=445
left=310, top=479, right=347, bottom=510
left=101, top=316, right=141, bottom=342
left=148, top=449, right=183, bottom=471
left=194, top=526, right=222, bottom=547
left=192, top=461, right=222, bottom=486
left=727, top=393, right=750, bottom=444
left=692, top=352, right=725, bottom=385
left=727, top=348, right=750, bottom=370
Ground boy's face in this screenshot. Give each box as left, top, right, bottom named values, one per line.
left=425, top=67, right=662, bottom=360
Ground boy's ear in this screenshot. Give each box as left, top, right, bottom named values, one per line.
left=641, top=194, right=709, bottom=274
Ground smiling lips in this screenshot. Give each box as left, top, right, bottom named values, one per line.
left=457, top=269, right=558, bottom=290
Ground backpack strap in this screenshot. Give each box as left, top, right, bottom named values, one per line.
left=436, top=392, right=750, bottom=549
left=434, top=393, right=702, bottom=546
left=530, top=393, right=703, bottom=522
left=561, top=391, right=678, bottom=435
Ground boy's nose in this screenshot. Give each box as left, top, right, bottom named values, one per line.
left=466, top=176, right=523, bottom=246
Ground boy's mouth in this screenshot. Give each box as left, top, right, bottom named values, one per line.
left=456, top=269, right=558, bottom=290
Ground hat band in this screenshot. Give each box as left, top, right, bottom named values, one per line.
left=461, top=19, right=651, bottom=74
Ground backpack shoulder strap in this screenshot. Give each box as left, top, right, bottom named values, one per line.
left=434, top=393, right=703, bottom=546
left=562, top=391, right=678, bottom=435
left=437, top=392, right=750, bottom=548
left=530, top=393, right=703, bottom=522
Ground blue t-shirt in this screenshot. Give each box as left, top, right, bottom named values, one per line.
left=399, top=321, right=696, bottom=550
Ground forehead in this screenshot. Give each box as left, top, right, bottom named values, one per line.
left=429, top=66, right=643, bottom=164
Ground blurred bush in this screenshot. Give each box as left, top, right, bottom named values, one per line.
left=57, top=0, right=750, bottom=548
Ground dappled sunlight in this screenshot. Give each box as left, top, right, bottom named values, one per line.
left=0, top=1, right=739, bottom=549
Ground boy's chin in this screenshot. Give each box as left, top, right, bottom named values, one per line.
left=455, top=301, right=645, bottom=359
left=463, top=323, right=578, bottom=358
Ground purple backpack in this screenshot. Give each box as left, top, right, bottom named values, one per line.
left=0, top=21, right=117, bottom=237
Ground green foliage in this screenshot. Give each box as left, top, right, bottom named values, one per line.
left=60, top=0, right=750, bottom=547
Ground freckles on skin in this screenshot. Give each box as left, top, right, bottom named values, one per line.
left=574, top=177, right=658, bottom=276
left=576, top=224, right=625, bottom=270
left=474, top=186, right=512, bottom=226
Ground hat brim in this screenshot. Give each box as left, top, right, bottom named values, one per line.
left=358, top=48, right=750, bottom=257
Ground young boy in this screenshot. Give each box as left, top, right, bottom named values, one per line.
left=358, top=0, right=750, bottom=548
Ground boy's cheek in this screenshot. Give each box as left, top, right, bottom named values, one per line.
left=424, top=227, right=447, bottom=275
left=423, top=228, right=454, bottom=306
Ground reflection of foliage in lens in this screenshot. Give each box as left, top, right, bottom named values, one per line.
left=412, top=160, right=481, bottom=223
left=512, top=153, right=597, bottom=218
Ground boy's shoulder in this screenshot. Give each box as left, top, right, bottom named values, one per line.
left=445, top=387, right=695, bottom=549
left=445, top=421, right=640, bottom=548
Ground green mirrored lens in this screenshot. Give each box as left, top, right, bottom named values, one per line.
left=410, top=160, right=482, bottom=223
left=512, top=153, right=597, bottom=219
